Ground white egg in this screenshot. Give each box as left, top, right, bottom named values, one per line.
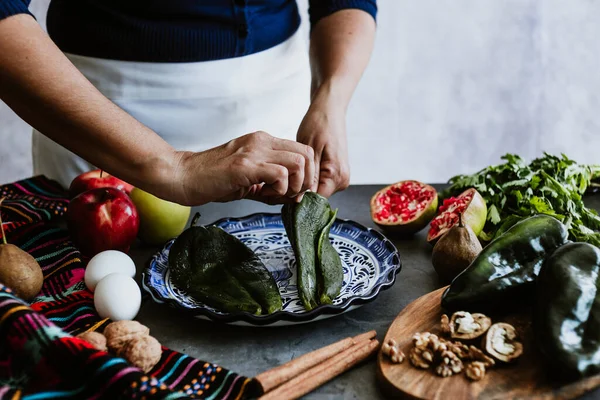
left=94, top=273, right=141, bottom=321
left=85, top=250, right=136, bottom=292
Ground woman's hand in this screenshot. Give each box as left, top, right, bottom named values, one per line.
left=296, top=95, right=350, bottom=198
left=297, top=8, right=375, bottom=197
left=172, top=131, right=316, bottom=206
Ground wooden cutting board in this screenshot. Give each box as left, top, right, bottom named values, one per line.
left=377, top=287, right=600, bottom=400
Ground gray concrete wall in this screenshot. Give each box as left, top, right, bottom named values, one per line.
left=2, top=1, right=600, bottom=186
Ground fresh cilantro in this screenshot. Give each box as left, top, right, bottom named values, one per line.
left=442, top=153, right=600, bottom=243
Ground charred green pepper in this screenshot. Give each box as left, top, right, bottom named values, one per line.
left=168, top=213, right=282, bottom=315
left=317, top=209, right=343, bottom=304
left=534, top=242, right=600, bottom=380
left=282, top=192, right=343, bottom=310
left=441, top=214, right=569, bottom=312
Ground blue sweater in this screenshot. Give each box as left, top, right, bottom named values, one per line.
left=0, top=0, right=377, bottom=62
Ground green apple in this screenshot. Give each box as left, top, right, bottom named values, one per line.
left=129, top=188, right=191, bottom=245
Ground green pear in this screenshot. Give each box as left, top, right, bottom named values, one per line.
left=129, top=188, right=191, bottom=245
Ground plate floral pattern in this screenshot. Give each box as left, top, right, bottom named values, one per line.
left=142, top=213, right=401, bottom=326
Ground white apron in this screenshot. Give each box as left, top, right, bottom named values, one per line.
left=32, top=30, right=312, bottom=189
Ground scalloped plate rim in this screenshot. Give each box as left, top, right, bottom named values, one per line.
left=142, top=212, right=402, bottom=326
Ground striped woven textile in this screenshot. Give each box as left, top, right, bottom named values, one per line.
left=0, top=176, right=258, bottom=400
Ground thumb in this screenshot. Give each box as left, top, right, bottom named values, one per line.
left=311, top=151, right=321, bottom=193
left=317, top=178, right=337, bottom=198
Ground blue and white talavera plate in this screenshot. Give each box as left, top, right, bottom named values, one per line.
left=142, top=213, right=401, bottom=327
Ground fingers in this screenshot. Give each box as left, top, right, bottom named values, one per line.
left=317, top=179, right=337, bottom=198
left=230, top=132, right=315, bottom=198
left=316, top=161, right=350, bottom=198
left=245, top=193, right=297, bottom=206
left=308, top=144, right=321, bottom=193
left=269, top=136, right=316, bottom=194
left=256, top=163, right=289, bottom=197
left=265, top=150, right=309, bottom=197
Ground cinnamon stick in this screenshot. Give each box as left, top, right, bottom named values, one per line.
left=255, top=330, right=376, bottom=393
left=259, top=339, right=379, bottom=400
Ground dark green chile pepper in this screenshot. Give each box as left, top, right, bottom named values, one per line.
left=168, top=214, right=282, bottom=315
left=317, top=209, right=343, bottom=304
left=282, top=192, right=343, bottom=310
left=534, top=242, right=600, bottom=380
left=441, top=214, right=569, bottom=312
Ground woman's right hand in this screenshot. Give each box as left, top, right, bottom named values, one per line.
left=171, top=131, right=316, bottom=206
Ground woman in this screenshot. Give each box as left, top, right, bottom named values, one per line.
left=0, top=1, right=376, bottom=205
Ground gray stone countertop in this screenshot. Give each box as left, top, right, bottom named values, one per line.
left=129, top=185, right=600, bottom=400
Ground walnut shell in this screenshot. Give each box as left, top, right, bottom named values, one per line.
left=449, top=311, right=491, bottom=340
left=122, top=335, right=162, bottom=373
left=484, top=322, right=523, bottom=363
left=440, top=314, right=451, bottom=335
left=104, top=320, right=150, bottom=355
left=76, top=331, right=107, bottom=351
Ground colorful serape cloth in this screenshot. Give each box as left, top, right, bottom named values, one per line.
left=0, top=176, right=259, bottom=400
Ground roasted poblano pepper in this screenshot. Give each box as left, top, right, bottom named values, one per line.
left=168, top=213, right=282, bottom=315
left=282, top=192, right=343, bottom=310
left=317, top=209, right=344, bottom=304
left=534, top=242, right=600, bottom=380
left=441, top=214, right=569, bottom=312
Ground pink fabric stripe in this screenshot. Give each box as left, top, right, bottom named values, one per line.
left=60, top=313, right=95, bottom=331
left=221, top=375, right=242, bottom=400
left=13, top=183, right=60, bottom=201
left=88, top=367, right=140, bottom=400
left=0, top=298, right=22, bottom=308
left=29, top=238, right=67, bottom=253
left=168, top=359, right=199, bottom=389
left=5, top=200, right=42, bottom=220
left=0, top=386, right=10, bottom=397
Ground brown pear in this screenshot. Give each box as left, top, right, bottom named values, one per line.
left=0, top=198, right=43, bottom=301
left=431, top=213, right=483, bottom=283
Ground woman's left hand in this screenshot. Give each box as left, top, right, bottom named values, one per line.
left=296, top=99, right=350, bottom=198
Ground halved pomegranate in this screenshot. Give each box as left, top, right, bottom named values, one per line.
left=427, top=188, right=487, bottom=244
left=370, top=180, right=438, bottom=235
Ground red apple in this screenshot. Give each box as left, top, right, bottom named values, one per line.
left=69, top=169, right=134, bottom=198
left=67, top=188, right=139, bottom=256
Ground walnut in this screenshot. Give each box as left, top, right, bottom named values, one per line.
left=76, top=331, right=107, bottom=351
left=434, top=350, right=463, bottom=378
left=121, top=335, right=162, bottom=373
left=388, top=346, right=405, bottom=364
left=409, top=347, right=433, bottom=369
left=446, top=341, right=470, bottom=360
left=468, top=345, right=495, bottom=367
left=103, top=320, right=150, bottom=355
left=440, top=314, right=451, bottom=335
left=381, top=338, right=397, bottom=354
left=449, top=311, right=492, bottom=340
left=465, top=361, right=486, bottom=381
left=412, top=332, right=438, bottom=350
left=382, top=339, right=404, bottom=364
left=484, top=323, right=523, bottom=363
left=429, top=338, right=448, bottom=353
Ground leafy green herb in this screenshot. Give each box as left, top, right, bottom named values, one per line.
left=442, top=153, right=600, bottom=245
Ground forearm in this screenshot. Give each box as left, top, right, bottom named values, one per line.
left=309, top=9, right=376, bottom=109
left=0, top=14, right=180, bottom=199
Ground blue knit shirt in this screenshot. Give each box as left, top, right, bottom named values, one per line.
left=0, top=0, right=377, bottom=62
